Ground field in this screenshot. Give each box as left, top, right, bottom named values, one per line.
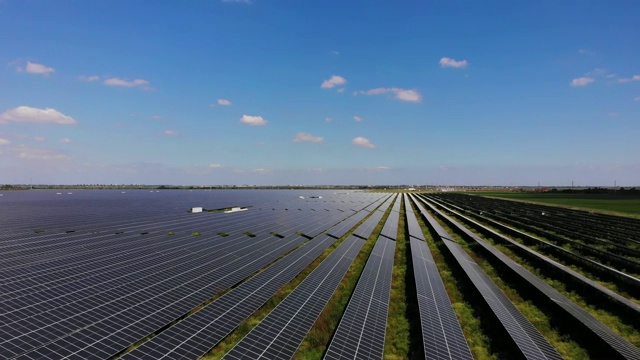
left=471, top=192, right=640, bottom=217
left=0, top=190, right=639, bottom=359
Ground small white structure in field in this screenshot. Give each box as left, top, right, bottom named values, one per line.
left=225, top=207, right=248, bottom=213
left=191, top=207, right=203, bottom=213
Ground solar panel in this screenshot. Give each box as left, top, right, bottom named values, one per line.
left=404, top=194, right=425, bottom=241
left=222, top=235, right=365, bottom=360
left=379, top=195, right=400, bottom=240
left=422, top=196, right=640, bottom=359
left=5, top=233, right=310, bottom=359
left=124, top=235, right=340, bottom=359
left=410, top=237, right=473, bottom=359
left=326, top=210, right=370, bottom=239
left=351, top=200, right=391, bottom=241
left=324, top=236, right=395, bottom=360
left=412, top=197, right=563, bottom=360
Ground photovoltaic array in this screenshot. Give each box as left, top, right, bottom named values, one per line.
left=405, top=194, right=473, bottom=359
left=1, top=189, right=638, bottom=359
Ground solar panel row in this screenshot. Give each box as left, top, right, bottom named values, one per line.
left=379, top=195, right=400, bottom=240
left=403, top=194, right=425, bottom=241
left=351, top=196, right=394, bottom=241
left=1, top=193, right=387, bottom=359
left=424, top=195, right=640, bottom=317
left=326, top=210, right=370, bottom=239
left=10, top=234, right=309, bottom=359
left=0, top=198, right=372, bottom=305
left=124, top=235, right=341, bottom=359
left=422, top=195, right=640, bottom=359
left=324, top=236, right=395, bottom=360
left=412, top=197, right=563, bottom=360
left=222, top=235, right=366, bottom=360
left=405, top=194, right=473, bottom=360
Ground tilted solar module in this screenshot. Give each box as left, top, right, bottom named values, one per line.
left=324, top=236, right=395, bottom=360
left=124, top=235, right=340, bottom=360
left=409, top=237, right=472, bottom=360
left=351, top=199, right=392, bottom=241
left=423, top=196, right=640, bottom=359
left=379, top=195, right=400, bottom=240
left=423, top=194, right=640, bottom=315
left=8, top=234, right=309, bottom=359
left=404, top=194, right=425, bottom=241
left=326, top=210, right=370, bottom=239
left=222, top=235, right=365, bottom=360
left=412, top=198, right=563, bottom=360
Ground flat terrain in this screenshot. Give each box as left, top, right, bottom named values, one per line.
left=1, top=190, right=639, bottom=359
left=471, top=192, right=640, bottom=217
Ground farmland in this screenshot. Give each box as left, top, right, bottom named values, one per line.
left=0, top=190, right=639, bottom=359
left=472, top=192, right=640, bottom=217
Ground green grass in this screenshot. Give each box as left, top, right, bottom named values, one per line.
left=470, top=192, right=640, bottom=217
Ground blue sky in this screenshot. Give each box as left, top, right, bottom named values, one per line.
left=0, top=0, right=638, bottom=186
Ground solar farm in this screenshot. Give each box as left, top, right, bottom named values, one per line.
left=0, top=190, right=639, bottom=359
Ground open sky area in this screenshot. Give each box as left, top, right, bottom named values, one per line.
left=0, top=0, right=638, bottom=186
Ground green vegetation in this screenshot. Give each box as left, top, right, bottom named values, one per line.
left=471, top=192, right=640, bottom=218
left=192, top=231, right=201, bottom=237
left=166, top=231, right=174, bottom=236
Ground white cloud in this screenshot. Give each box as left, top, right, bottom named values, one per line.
left=0, top=138, right=10, bottom=145
left=439, top=57, right=468, bottom=68
left=252, top=168, right=270, bottom=174
left=34, top=136, right=45, bottom=142
left=150, top=115, right=162, bottom=120
left=329, top=51, right=340, bottom=56
left=336, top=88, right=346, bottom=93
left=78, top=75, right=100, bottom=82
left=606, top=74, right=617, bottom=78
left=571, top=77, right=594, bottom=87
left=578, top=49, right=595, bottom=55
left=240, top=115, right=268, bottom=126
left=17, top=61, right=55, bottom=76
left=11, top=145, right=70, bottom=161
left=352, top=136, right=375, bottom=149
left=60, top=138, right=71, bottom=143
left=209, top=163, right=222, bottom=169
left=104, top=77, right=152, bottom=90
left=293, top=132, right=324, bottom=143
left=355, top=87, right=422, bottom=102
left=321, top=75, right=347, bottom=89
left=353, top=116, right=363, bottom=122
left=369, top=166, right=389, bottom=171
left=617, top=75, right=640, bottom=83
left=163, top=130, right=178, bottom=136
left=635, top=96, right=640, bottom=102
left=218, top=99, right=232, bottom=106
left=0, top=106, right=77, bottom=125
left=324, top=117, right=333, bottom=122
